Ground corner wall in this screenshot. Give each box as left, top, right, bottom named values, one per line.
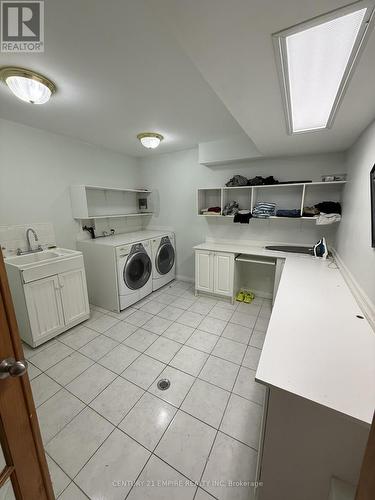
left=0, top=119, right=141, bottom=250
left=335, top=120, right=375, bottom=320
left=140, top=148, right=345, bottom=280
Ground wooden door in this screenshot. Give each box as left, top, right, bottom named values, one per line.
left=0, top=251, right=54, bottom=499
left=213, top=252, right=234, bottom=297
left=24, top=276, right=64, bottom=344
left=195, top=251, right=213, bottom=293
left=59, top=269, right=89, bottom=326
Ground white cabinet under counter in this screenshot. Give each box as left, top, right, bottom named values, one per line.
left=195, top=250, right=234, bottom=297
left=5, top=249, right=90, bottom=347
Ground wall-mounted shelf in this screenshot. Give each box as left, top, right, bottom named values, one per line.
left=70, top=185, right=152, bottom=220
left=197, top=181, right=346, bottom=220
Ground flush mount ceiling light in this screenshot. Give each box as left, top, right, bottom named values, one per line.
left=137, top=132, right=164, bottom=149
left=0, top=66, right=56, bottom=104
left=273, top=3, right=374, bottom=134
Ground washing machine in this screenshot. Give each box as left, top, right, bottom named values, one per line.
left=117, top=240, right=153, bottom=310
left=151, top=233, right=176, bottom=291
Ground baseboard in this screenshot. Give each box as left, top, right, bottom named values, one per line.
left=176, top=274, right=194, bottom=284
left=332, top=248, right=375, bottom=330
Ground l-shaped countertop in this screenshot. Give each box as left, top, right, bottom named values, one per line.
left=194, top=241, right=375, bottom=425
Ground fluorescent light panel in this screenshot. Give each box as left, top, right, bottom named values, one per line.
left=275, top=6, right=370, bottom=133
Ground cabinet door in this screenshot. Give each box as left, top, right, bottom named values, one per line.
left=24, top=276, right=64, bottom=341
left=59, top=268, right=90, bottom=326
left=213, top=252, right=234, bottom=297
left=195, top=251, right=213, bottom=292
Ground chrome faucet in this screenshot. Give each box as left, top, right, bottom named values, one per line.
left=16, top=228, right=43, bottom=255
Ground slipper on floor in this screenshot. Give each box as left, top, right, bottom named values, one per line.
left=235, top=291, right=245, bottom=302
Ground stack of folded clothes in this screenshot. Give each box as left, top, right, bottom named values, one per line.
left=276, top=209, right=301, bottom=218
left=201, top=206, right=221, bottom=215
left=222, top=201, right=239, bottom=216
left=252, top=202, right=276, bottom=218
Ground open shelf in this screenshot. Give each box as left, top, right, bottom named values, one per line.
left=197, top=181, right=346, bottom=221
left=82, top=212, right=154, bottom=219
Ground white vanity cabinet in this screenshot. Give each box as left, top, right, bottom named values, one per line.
left=6, top=251, right=90, bottom=347
left=195, top=250, right=234, bottom=297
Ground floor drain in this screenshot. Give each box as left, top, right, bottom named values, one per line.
left=157, top=378, right=171, bottom=391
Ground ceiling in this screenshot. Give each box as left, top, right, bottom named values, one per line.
left=0, top=0, right=374, bottom=158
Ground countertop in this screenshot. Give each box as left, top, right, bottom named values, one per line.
left=193, top=241, right=375, bottom=425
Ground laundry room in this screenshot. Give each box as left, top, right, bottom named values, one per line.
left=0, top=2, right=374, bottom=500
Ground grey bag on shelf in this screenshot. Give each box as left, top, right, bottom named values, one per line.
left=225, top=175, right=248, bottom=187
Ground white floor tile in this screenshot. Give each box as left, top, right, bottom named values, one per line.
left=222, top=323, right=252, bottom=345
left=104, top=321, right=138, bottom=342
left=99, top=344, right=140, bottom=374
left=123, top=328, right=159, bottom=352
left=106, top=306, right=138, bottom=320
left=87, top=314, right=120, bottom=333
left=236, top=302, right=261, bottom=316
left=83, top=310, right=104, bottom=327
left=140, top=300, right=167, bottom=315
left=153, top=292, right=175, bottom=305
left=242, top=347, right=261, bottom=370
left=233, top=367, right=266, bottom=405
left=145, top=337, right=181, bottom=364
left=22, top=339, right=57, bottom=360
left=157, top=305, right=184, bottom=321
left=66, top=364, right=116, bottom=404
left=28, top=362, right=41, bottom=380
left=170, top=346, right=208, bottom=377
left=189, top=301, right=214, bottom=315
left=127, top=455, right=196, bottom=500
left=37, top=389, right=85, bottom=444
left=162, top=322, right=194, bottom=344
left=181, top=379, right=230, bottom=429
left=199, top=356, right=239, bottom=392
left=220, top=394, right=262, bottom=449
left=31, top=374, right=61, bottom=407
left=254, top=316, right=269, bottom=333
left=249, top=331, right=266, bottom=349
left=212, top=338, right=246, bottom=365
left=177, top=311, right=204, bottom=329
left=185, top=330, right=219, bottom=354
left=148, top=366, right=194, bottom=407
left=121, top=354, right=166, bottom=390
left=195, top=487, right=216, bottom=499
left=46, top=352, right=94, bottom=386
left=76, top=429, right=150, bottom=500
left=58, top=483, right=88, bottom=499
left=90, top=377, right=144, bottom=425
left=46, top=455, right=70, bottom=497
left=125, top=310, right=154, bottom=327
left=30, top=342, right=73, bottom=371
left=78, top=335, right=118, bottom=361
left=172, top=297, right=197, bottom=310
left=155, top=411, right=216, bottom=482
left=59, top=326, right=99, bottom=350
left=208, top=306, right=234, bottom=322
left=202, top=432, right=257, bottom=500
left=46, top=407, right=113, bottom=478
left=143, top=316, right=173, bottom=335
left=198, top=316, right=227, bottom=336
left=119, top=392, right=177, bottom=451
left=230, top=312, right=257, bottom=329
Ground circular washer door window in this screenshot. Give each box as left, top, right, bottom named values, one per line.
left=156, top=243, right=175, bottom=275
left=124, top=252, right=152, bottom=290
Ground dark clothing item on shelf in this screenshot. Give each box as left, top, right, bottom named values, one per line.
left=225, top=175, right=248, bottom=187
left=303, top=206, right=320, bottom=217
left=247, top=175, right=279, bottom=186
left=207, top=206, right=221, bottom=213
left=222, top=201, right=239, bottom=216
left=315, top=201, right=342, bottom=215
left=234, top=211, right=253, bottom=224
left=276, top=209, right=301, bottom=218
left=252, top=202, right=276, bottom=218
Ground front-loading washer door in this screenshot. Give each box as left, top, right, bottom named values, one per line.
left=156, top=241, right=175, bottom=275
left=124, top=251, right=152, bottom=290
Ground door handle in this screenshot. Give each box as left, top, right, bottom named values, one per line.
left=0, top=358, right=28, bottom=379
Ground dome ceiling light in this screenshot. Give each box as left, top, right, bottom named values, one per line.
left=137, top=132, right=164, bottom=149
left=0, top=66, right=56, bottom=104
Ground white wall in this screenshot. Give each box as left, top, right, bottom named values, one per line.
left=0, top=119, right=141, bottom=250
left=140, top=148, right=346, bottom=280
left=336, top=120, right=375, bottom=320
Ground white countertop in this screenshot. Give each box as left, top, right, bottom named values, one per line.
left=194, top=241, right=375, bottom=425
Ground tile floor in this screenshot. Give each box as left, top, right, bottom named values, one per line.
left=24, top=280, right=271, bottom=500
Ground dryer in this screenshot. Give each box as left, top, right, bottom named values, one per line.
left=116, top=240, right=152, bottom=309
left=151, top=233, right=176, bottom=291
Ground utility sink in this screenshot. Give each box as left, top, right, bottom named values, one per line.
left=5, top=248, right=79, bottom=269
